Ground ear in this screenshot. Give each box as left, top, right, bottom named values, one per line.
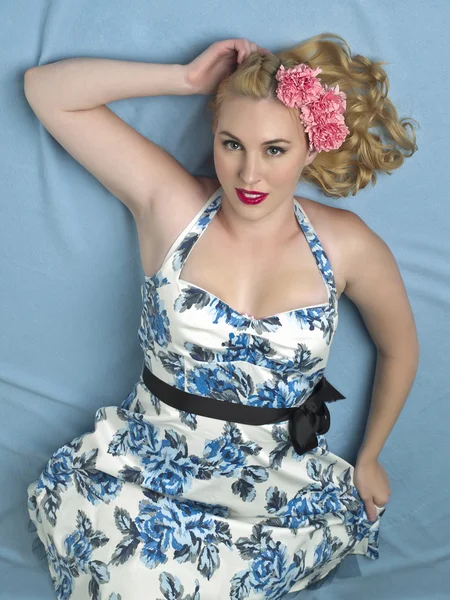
left=304, top=148, right=318, bottom=166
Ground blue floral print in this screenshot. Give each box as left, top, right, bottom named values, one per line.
left=108, top=409, right=200, bottom=496
left=28, top=187, right=385, bottom=599
left=108, top=408, right=269, bottom=503
left=33, top=436, right=123, bottom=527
left=43, top=511, right=118, bottom=600
left=231, top=524, right=313, bottom=599
left=197, top=422, right=269, bottom=502
left=158, top=572, right=200, bottom=600
left=135, top=490, right=232, bottom=578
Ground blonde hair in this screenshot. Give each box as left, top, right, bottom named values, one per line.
left=208, top=33, right=419, bottom=198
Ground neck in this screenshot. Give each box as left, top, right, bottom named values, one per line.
left=218, top=191, right=298, bottom=247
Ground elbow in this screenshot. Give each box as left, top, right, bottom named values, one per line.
left=24, top=66, right=38, bottom=83
left=24, top=68, right=39, bottom=101
left=24, top=66, right=48, bottom=99
left=378, top=340, right=420, bottom=362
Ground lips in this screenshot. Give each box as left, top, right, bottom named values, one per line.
left=235, top=188, right=268, bottom=205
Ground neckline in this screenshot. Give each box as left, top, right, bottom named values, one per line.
left=173, top=187, right=335, bottom=322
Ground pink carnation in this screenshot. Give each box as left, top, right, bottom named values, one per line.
left=301, top=87, right=349, bottom=151
left=275, top=64, right=323, bottom=108
left=308, top=118, right=349, bottom=153
left=275, top=63, right=349, bottom=152
left=312, top=84, right=347, bottom=115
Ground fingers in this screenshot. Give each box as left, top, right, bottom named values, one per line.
left=241, top=39, right=252, bottom=62
left=237, top=39, right=272, bottom=64
left=236, top=39, right=251, bottom=64
left=366, top=502, right=377, bottom=522
left=366, top=500, right=388, bottom=522
left=258, top=45, right=273, bottom=56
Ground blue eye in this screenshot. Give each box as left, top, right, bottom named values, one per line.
left=222, top=140, right=286, bottom=157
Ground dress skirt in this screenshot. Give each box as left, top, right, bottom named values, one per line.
left=27, top=377, right=385, bottom=600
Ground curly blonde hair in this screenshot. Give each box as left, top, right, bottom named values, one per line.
left=208, top=33, right=419, bottom=198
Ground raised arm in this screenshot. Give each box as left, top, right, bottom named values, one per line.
left=23, top=58, right=197, bottom=220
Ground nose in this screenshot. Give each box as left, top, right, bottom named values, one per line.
left=239, top=153, right=262, bottom=185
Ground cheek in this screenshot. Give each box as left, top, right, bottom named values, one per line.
left=213, top=150, right=229, bottom=174
left=272, top=160, right=298, bottom=180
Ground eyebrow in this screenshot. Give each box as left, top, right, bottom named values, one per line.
left=218, top=130, right=292, bottom=145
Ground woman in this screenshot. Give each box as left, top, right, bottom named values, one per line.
left=25, top=33, right=420, bottom=599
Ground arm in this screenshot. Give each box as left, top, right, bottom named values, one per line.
left=357, top=351, right=419, bottom=464
left=22, top=40, right=264, bottom=219
left=23, top=59, right=195, bottom=221
left=339, top=210, right=420, bottom=516
left=25, top=59, right=192, bottom=111
left=341, top=212, right=419, bottom=460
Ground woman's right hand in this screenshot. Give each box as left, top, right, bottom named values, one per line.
left=184, top=38, right=272, bottom=95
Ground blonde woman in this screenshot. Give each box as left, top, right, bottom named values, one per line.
left=25, top=33, right=419, bottom=599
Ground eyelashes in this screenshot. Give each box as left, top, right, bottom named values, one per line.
left=221, top=140, right=286, bottom=157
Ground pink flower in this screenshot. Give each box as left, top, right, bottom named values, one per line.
left=275, top=64, right=323, bottom=108
left=313, top=85, right=347, bottom=116
left=275, top=63, right=349, bottom=152
left=307, top=117, right=349, bottom=153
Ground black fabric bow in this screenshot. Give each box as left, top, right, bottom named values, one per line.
left=288, top=379, right=346, bottom=455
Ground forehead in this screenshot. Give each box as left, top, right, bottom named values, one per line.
left=217, top=96, right=302, bottom=139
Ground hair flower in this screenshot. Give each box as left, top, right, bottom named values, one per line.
left=275, top=64, right=349, bottom=152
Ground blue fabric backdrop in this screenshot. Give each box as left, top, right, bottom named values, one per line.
left=1, top=1, right=448, bottom=598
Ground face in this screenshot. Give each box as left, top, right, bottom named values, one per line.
left=213, top=96, right=318, bottom=217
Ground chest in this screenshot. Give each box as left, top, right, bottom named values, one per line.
left=139, top=192, right=346, bottom=322
left=178, top=214, right=333, bottom=320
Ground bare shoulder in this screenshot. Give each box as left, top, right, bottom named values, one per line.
left=299, top=196, right=419, bottom=351
left=295, top=196, right=361, bottom=298
left=297, top=196, right=395, bottom=296
left=300, top=196, right=419, bottom=355
left=299, top=195, right=375, bottom=252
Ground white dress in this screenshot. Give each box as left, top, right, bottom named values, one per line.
left=27, top=186, right=385, bottom=600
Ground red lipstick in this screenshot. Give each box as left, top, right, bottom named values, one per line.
left=235, top=188, right=269, bottom=205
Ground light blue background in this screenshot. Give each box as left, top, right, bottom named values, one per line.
left=1, top=1, right=448, bottom=598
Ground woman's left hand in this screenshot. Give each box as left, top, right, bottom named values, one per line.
left=354, top=457, right=391, bottom=521
left=184, top=38, right=272, bottom=95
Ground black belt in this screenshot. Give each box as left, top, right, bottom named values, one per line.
left=142, top=366, right=345, bottom=455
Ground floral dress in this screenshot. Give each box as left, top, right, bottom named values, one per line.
left=27, top=186, right=385, bottom=600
